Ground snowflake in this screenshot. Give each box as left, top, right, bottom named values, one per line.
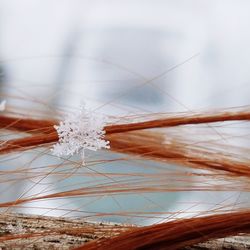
left=52, top=106, right=110, bottom=164
left=0, top=100, right=6, bottom=111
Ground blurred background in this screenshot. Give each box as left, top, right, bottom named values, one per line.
left=0, top=0, right=250, bottom=225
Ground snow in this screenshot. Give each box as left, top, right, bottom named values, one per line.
left=52, top=105, right=110, bottom=164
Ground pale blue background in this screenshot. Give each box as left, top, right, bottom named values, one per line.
left=0, top=1, right=249, bottom=225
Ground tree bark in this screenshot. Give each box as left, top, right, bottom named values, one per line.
left=0, top=213, right=249, bottom=250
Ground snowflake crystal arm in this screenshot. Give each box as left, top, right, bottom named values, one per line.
left=52, top=106, right=110, bottom=164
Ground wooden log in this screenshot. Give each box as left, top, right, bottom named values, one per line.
left=0, top=213, right=249, bottom=249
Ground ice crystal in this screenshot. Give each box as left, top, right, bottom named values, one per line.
left=0, top=100, right=6, bottom=111
left=52, top=106, right=110, bottom=164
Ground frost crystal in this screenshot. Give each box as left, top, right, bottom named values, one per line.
left=0, top=100, right=6, bottom=111
left=52, top=106, right=110, bottom=164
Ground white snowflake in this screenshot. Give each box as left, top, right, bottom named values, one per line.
left=52, top=106, right=110, bottom=164
left=0, top=100, right=6, bottom=111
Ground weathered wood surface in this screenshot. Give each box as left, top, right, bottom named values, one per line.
left=0, top=213, right=249, bottom=249
left=0, top=213, right=128, bottom=249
